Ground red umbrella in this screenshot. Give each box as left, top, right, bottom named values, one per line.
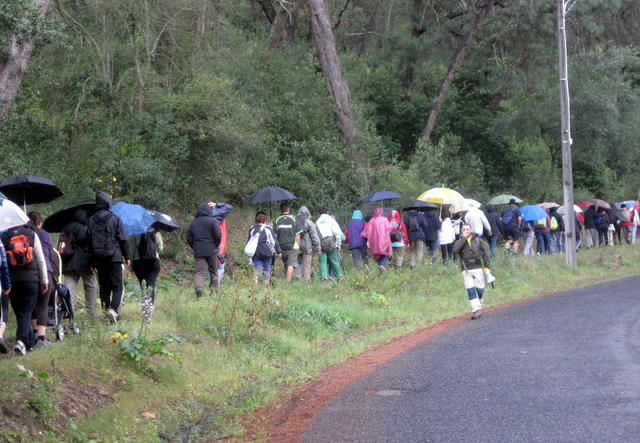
left=576, top=199, right=611, bottom=210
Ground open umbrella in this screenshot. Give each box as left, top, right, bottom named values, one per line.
left=43, top=202, right=96, bottom=233
left=556, top=204, right=582, bottom=215
left=0, top=197, right=29, bottom=231
left=111, top=202, right=155, bottom=236
left=417, top=187, right=465, bottom=205
left=402, top=200, right=439, bottom=211
left=538, top=202, right=560, bottom=210
left=148, top=210, right=180, bottom=232
left=577, top=199, right=610, bottom=210
left=449, top=198, right=482, bottom=214
left=616, top=200, right=639, bottom=209
left=245, top=186, right=297, bottom=204
left=0, top=175, right=63, bottom=209
left=362, top=190, right=401, bottom=203
left=487, top=194, right=523, bottom=205
left=519, top=204, right=548, bottom=222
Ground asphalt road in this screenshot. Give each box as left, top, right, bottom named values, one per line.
left=303, top=275, right=640, bottom=442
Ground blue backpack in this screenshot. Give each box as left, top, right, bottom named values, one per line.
left=502, top=209, right=517, bottom=228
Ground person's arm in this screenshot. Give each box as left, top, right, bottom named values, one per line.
left=0, top=242, right=10, bottom=293
left=452, top=237, right=466, bottom=254
left=186, top=225, right=194, bottom=248
left=155, top=231, right=164, bottom=253
left=212, top=219, right=222, bottom=247
left=211, top=202, right=233, bottom=220
left=480, top=239, right=491, bottom=269
left=481, top=212, right=491, bottom=236
left=310, top=222, right=321, bottom=253
left=32, top=234, right=48, bottom=292
left=116, top=219, right=130, bottom=263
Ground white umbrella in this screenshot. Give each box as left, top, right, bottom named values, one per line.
left=557, top=204, right=582, bottom=215
left=449, top=198, right=482, bottom=214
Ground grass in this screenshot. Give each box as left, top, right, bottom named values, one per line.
left=0, top=244, right=638, bottom=441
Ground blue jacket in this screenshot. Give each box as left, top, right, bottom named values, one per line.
left=346, top=210, right=366, bottom=249
left=0, top=242, right=10, bottom=291
left=403, top=211, right=426, bottom=242
left=423, top=211, right=442, bottom=242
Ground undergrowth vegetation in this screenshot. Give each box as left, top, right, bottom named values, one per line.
left=0, top=245, right=638, bottom=441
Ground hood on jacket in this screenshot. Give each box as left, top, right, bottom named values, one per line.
left=351, top=210, right=363, bottom=220
left=196, top=202, right=212, bottom=217
left=95, top=191, right=112, bottom=210
left=73, top=209, right=88, bottom=224
left=298, top=206, right=311, bottom=218
left=388, top=209, right=401, bottom=224
left=486, top=204, right=496, bottom=213
left=372, top=207, right=384, bottom=218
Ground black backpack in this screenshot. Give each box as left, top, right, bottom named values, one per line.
left=88, top=212, right=117, bottom=258
left=408, top=215, right=420, bottom=231
left=138, top=232, right=158, bottom=260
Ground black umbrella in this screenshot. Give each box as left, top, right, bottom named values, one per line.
left=402, top=200, right=439, bottom=211
left=0, top=175, right=63, bottom=208
left=244, top=186, right=297, bottom=204
left=148, top=210, right=181, bottom=232
left=43, top=202, right=96, bottom=233
left=362, top=190, right=401, bottom=203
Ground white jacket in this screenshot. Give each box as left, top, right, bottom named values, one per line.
left=464, top=207, right=491, bottom=236
left=316, top=214, right=342, bottom=246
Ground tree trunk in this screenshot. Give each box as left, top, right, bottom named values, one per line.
left=256, top=0, right=277, bottom=24
left=308, top=0, right=369, bottom=190
left=402, top=0, right=427, bottom=98
left=418, top=0, right=495, bottom=146
left=270, top=0, right=300, bottom=48
left=0, top=0, right=52, bottom=122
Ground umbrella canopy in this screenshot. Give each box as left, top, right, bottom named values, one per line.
left=576, top=199, right=611, bottom=210
left=487, top=194, right=523, bottom=205
left=43, top=202, right=96, bottom=233
left=520, top=204, right=548, bottom=222
left=111, top=202, right=155, bottom=236
left=556, top=204, right=582, bottom=215
left=417, top=187, right=465, bottom=205
left=616, top=200, right=639, bottom=209
left=362, top=190, right=401, bottom=203
left=402, top=200, right=439, bottom=211
left=148, top=210, right=181, bottom=232
left=0, top=175, right=63, bottom=207
left=538, top=202, right=560, bottom=210
left=0, top=197, right=29, bottom=231
left=245, top=186, right=297, bottom=204
left=449, top=198, right=482, bottom=214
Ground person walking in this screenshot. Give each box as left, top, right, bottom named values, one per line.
left=1, top=221, right=48, bottom=354
left=549, top=207, right=565, bottom=253
left=316, top=207, right=343, bottom=281
left=404, top=209, right=426, bottom=267
left=423, top=209, right=442, bottom=262
left=0, top=241, right=12, bottom=353
left=361, top=207, right=392, bottom=271
left=500, top=199, right=522, bottom=254
left=583, top=205, right=598, bottom=248
left=534, top=211, right=552, bottom=255
left=209, top=200, right=233, bottom=287
left=464, top=205, right=492, bottom=239
left=274, top=203, right=302, bottom=282
left=128, top=228, right=163, bottom=304
left=87, top=192, right=130, bottom=323
left=484, top=205, right=501, bottom=258
left=619, top=204, right=633, bottom=244
left=296, top=206, right=321, bottom=281
left=438, top=216, right=455, bottom=263
left=388, top=210, right=409, bottom=268
left=247, top=212, right=279, bottom=286
left=594, top=209, right=610, bottom=247
left=344, top=210, right=368, bottom=271
left=59, top=209, right=98, bottom=316
left=452, top=224, right=491, bottom=320
left=186, top=202, right=222, bottom=298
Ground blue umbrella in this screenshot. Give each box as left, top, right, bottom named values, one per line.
left=362, top=190, right=401, bottom=203
left=111, top=202, right=155, bottom=236
left=520, top=204, right=547, bottom=222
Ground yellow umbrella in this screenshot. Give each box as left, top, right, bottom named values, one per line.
left=417, top=187, right=466, bottom=205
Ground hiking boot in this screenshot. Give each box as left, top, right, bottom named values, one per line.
left=13, top=340, right=26, bottom=356
left=107, top=309, right=119, bottom=324
left=34, top=338, right=53, bottom=349
left=471, top=309, right=482, bottom=320
left=0, top=337, right=8, bottom=354
left=196, top=290, right=203, bottom=299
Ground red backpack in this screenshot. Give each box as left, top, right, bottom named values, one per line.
left=7, top=234, right=33, bottom=266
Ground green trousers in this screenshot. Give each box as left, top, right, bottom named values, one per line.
left=319, top=248, right=342, bottom=280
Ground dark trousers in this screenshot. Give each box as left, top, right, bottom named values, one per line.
left=132, top=259, right=160, bottom=303
left=95, top=260, right=124, bottom=312
left=10, top=281, right=38, bottom=348
left=32, top=272, right=54, bottom=326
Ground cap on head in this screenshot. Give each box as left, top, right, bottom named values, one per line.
left=509, top=198, right=517, bottom=205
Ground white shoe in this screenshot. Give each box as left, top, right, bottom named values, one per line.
left=107, top=309, right=119, bottom=324
left=13, top=340, right=26, bottom=355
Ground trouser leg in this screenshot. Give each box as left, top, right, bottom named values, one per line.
left=10, top=281, right=38, bottom=348
left=327, top=249, right=342, bottom=278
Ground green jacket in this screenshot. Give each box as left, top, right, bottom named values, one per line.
left=128, top=231, right=164, bottom=261
left=452, top=235, right=490, bottom=271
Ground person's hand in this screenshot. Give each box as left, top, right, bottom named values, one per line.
left=487, top=231, right=492, bottom=237
left=41, top=283, right=48, bottom=294
left=124, top=259, right=131, bottom=267
left=91, top=266, right=97, bottom=273
left=461, top=225, right=472, bottom=238
left=3, top=289, right=10, bottom=295
left=207, top=201, right=216, bottom=208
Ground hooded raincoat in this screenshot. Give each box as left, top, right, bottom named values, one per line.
left=361, top=208, right=392, bottom=257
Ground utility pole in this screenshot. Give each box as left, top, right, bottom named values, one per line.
left=557, top=0, right=577, bottom=269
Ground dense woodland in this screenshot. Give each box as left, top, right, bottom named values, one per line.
left=1, top=0, right=640, bottom=216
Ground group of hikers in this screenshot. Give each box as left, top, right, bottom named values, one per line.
left=1, top=190, right=638, bottom=356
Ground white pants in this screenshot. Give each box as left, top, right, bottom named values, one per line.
left=462, top=268, right=485, bottom=312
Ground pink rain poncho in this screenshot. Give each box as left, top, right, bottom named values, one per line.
left=361, top=208, right=393, bottom=257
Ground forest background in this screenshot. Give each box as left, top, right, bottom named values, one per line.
left=1, top=0, right=640, bottom=217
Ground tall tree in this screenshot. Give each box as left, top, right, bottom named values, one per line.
left=0, top=0, right=52, bottom=122
left=308, top=0, right=369, bottom=190
left=270, top=0, right=300, bottom=47
left=418, top=0, right=495, bottom=146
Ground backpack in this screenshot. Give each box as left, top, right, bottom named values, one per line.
left=502, top=208, right=517, bottom=228
left=593, top=215, right=603, bottom=225
left=408, top=215, right=420, bottom=231
left=138, top=232, right=158, bottom=260
left=550, top=216, right=558, bottom=230
left=7, top=234, right=33, bottom=266
left=88, top=212, right=117, bottom=258
left=390, top=229, right=403, bottom=243
left=522, top=221, right=533, bottom=232
left=320, top=235, right=336, bottom=253
left=535, top=218, right=547, bottom=229
left=244, top=226, right=263, bottom=257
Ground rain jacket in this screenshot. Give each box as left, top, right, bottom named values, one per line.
left=316, top=213, right=343, bottom=247
left=297, top=206, right=321, bottom=254
left=361, top=208, right=392, bottom=257
left=0, top=242, right=10, bottom=292
left=1, top=225, right=48, bottom=283
left=212, top=202, right=233, bottom=258
left=344, top=210, right=367, bottom=249
left=484, top=205, right=501, bottom=236
left=388, top=210, right=409, bottom=247
left=87, top=192, right=130, bottom=264
left=438, top=217, right=456, bottom=245
left=464, top=207, right=491, bottom=236
left=60, top=209, right=92, bottom=274
left=186, top=203, right=222, bottom=258
left=423, top=211, right=442, bottom=242
left=583, top=206, right=597, bottom=229
left=403, top=210, right=426, bottom=242
left=452, top=235, right=491, bottom=271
